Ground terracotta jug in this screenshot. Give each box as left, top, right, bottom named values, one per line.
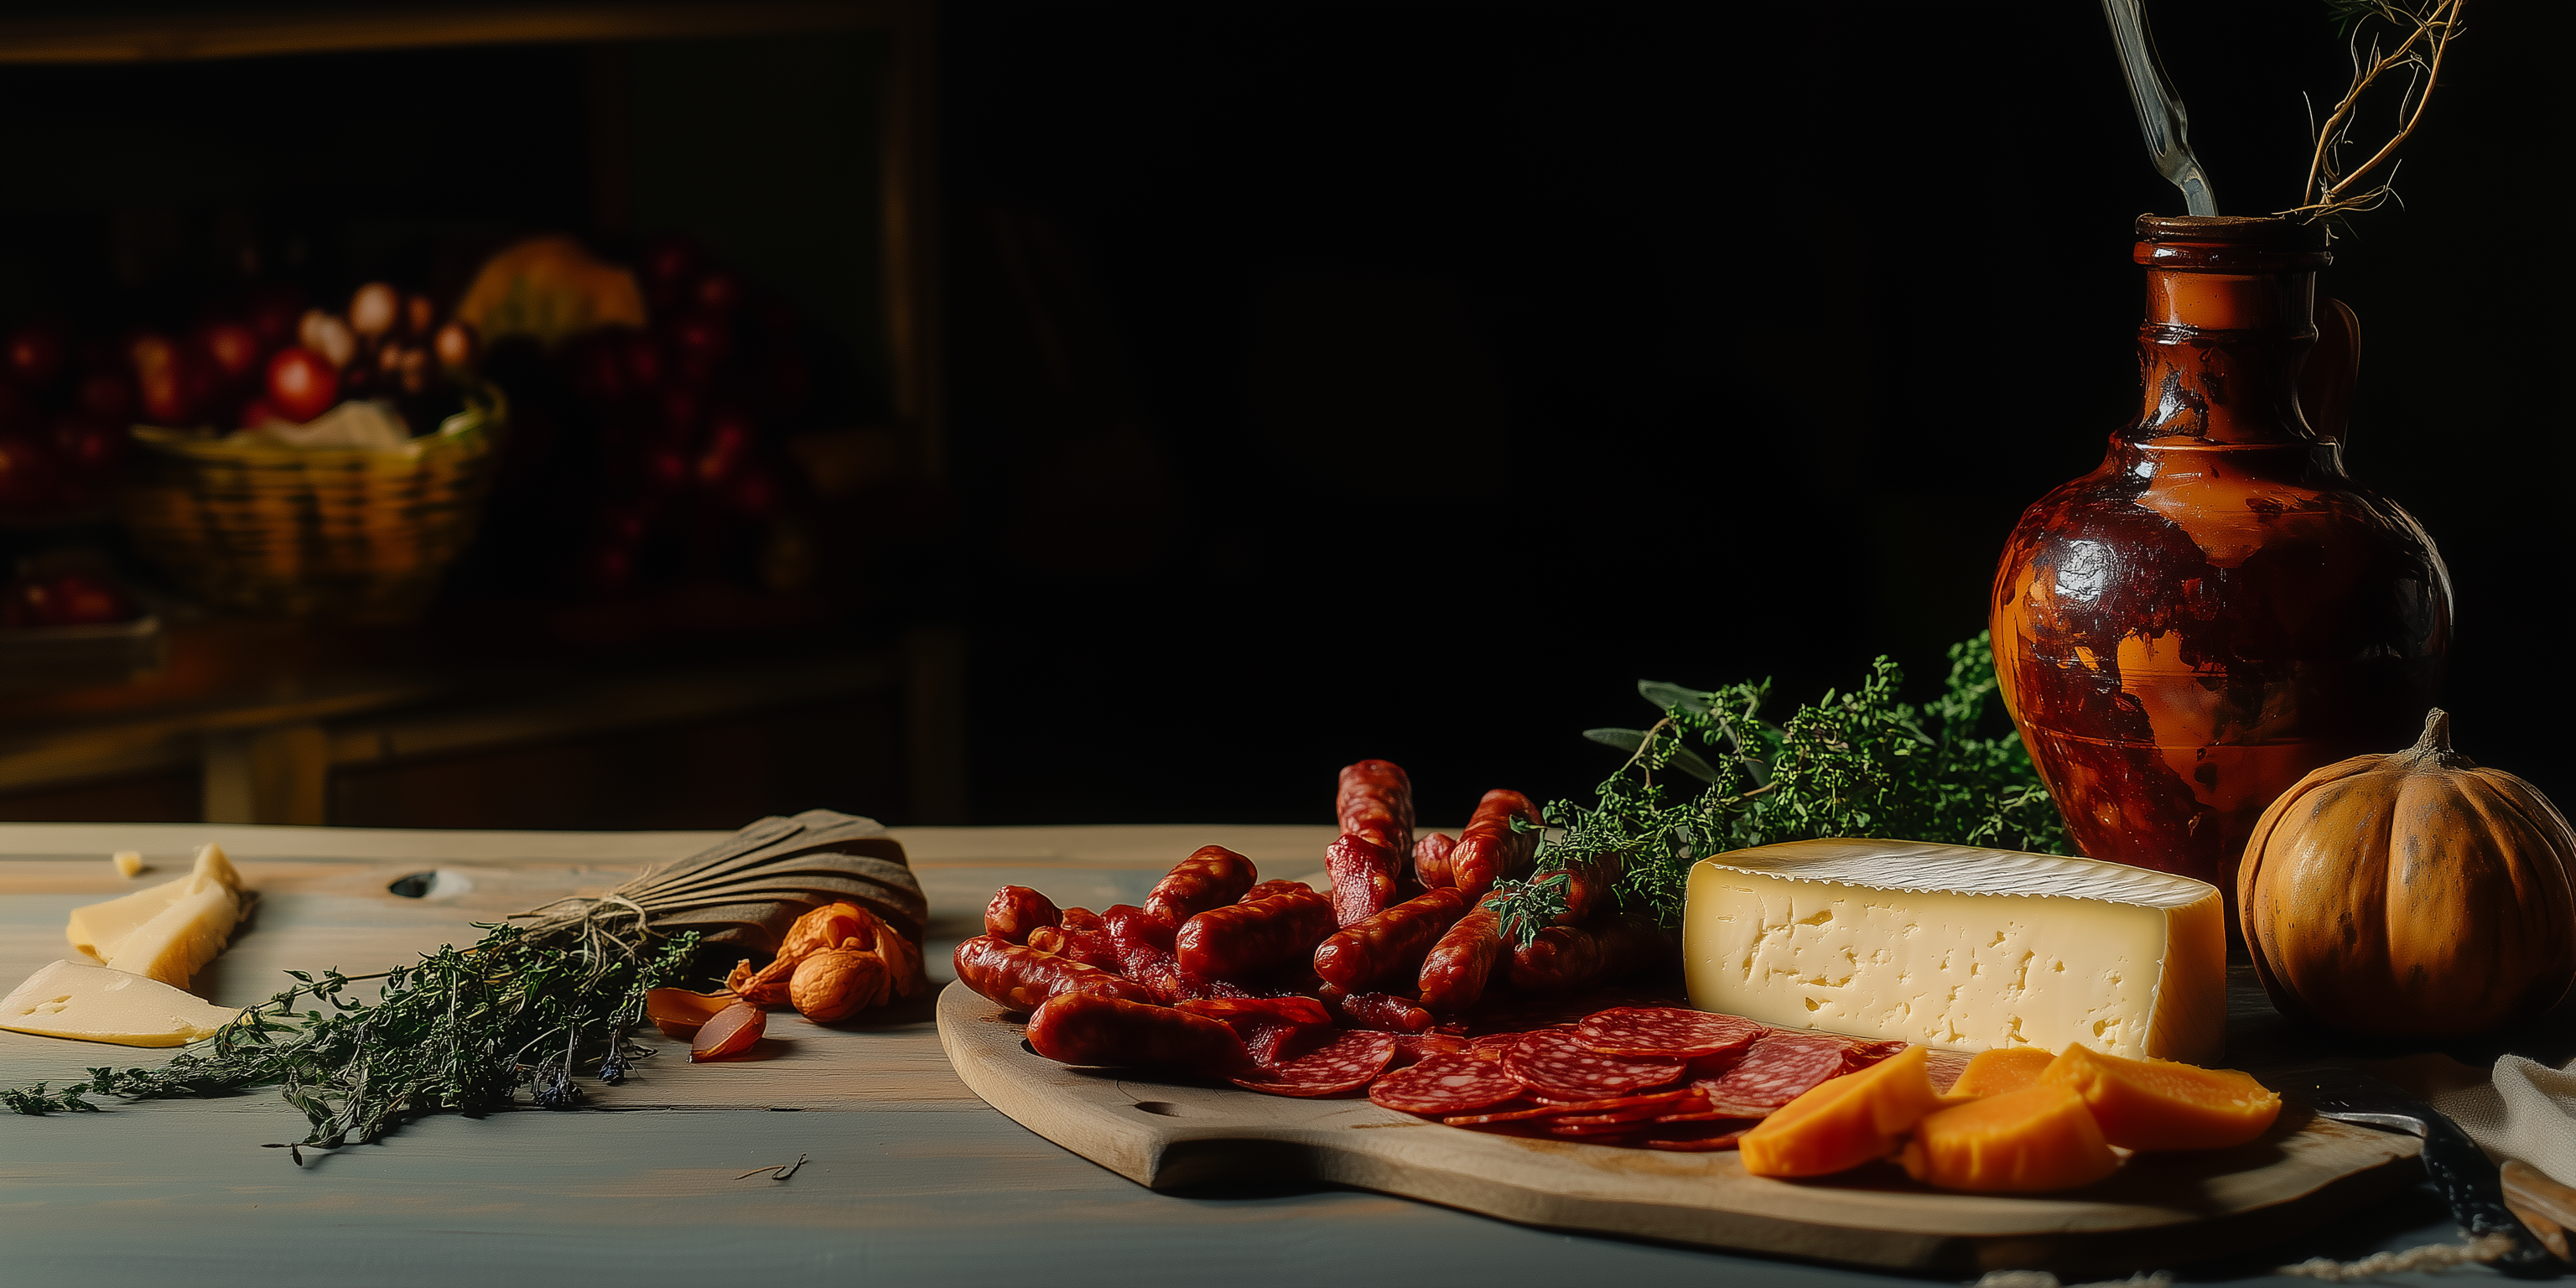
left=1989, top=215, right=2450, bottom=892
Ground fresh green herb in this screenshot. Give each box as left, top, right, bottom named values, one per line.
left=3, top=921, right=701, bottom=1162
left=1488, top=631, right=2070, bottom=944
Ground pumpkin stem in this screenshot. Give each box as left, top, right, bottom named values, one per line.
left=2404, top=709, right=2460, bottom=764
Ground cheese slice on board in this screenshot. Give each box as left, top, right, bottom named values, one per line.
left=1684, top=839, right=2225, bottom=1064
left=0, top=958, right=241, bottom=1046
left=70, top=844, right=246, bottom=985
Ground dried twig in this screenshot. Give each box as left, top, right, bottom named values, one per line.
left=2280, top=0, right=2465, bottom=223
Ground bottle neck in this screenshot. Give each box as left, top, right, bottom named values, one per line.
left=2130, top=268, right=2319, bottom=446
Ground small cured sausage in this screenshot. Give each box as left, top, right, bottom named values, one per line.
left=1313, top=887, right=1468, bottom=989
left=982, top=886, right=1060, bottom=944
left=1103, top=903, right=1189, bottom=1002
left=1025, top=907, right=1118, bottom=972
left=1026, top=992, right=1252, bottom=1075
left=1174, top=995, right=1333, bottom=1026
left=1241, top=878, right=1313, bottom=903
left=1414, top=832, right=1457, bottom=888
left=1327, top=989, right=1435, bottom=1033
left=1448, top=789, right=1544, bottom=901
left=953, top=935, right=1152, bottom=1010
left=1142, top=845, right=1256, bottom=927
left=1175, top=884, right=1336, bottom=983
left=1550, top=850, right=1626, bottom=927
left=1506, top=914, right=1670, bottom=995
left=1325, top=832, right=1402, bottom=927
left=1336, top=759, right=1415, bottom=856
left=1417, top=892, right=1507, bottom=1014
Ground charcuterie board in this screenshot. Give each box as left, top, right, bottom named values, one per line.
left=936, top=982, right=2423, bottom=1277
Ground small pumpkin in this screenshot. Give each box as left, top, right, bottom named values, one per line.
left=2239, top=709, right=2576, bottom=1038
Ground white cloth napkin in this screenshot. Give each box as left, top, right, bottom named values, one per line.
left=2423, top=1055, right=2576, bottom=1187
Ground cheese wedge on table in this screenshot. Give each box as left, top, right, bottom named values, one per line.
left=0, top=959, right=241, bottom=1046
left=68, top=843, right=246, bottom=985
left=1683, top=839, right=2224, bottom=1064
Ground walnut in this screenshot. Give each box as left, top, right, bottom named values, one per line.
left=777, top=901, right=871, bottom=963
left=790, top=948, right=888, bottom=1022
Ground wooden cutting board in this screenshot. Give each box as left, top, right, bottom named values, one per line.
left=935, top=983, right=2424, bottom=1278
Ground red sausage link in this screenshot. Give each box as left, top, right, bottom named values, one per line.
left=1312, top=887, right=1468, bottom=989
left=1329, top=989, right=1435, bottom=1033
left=1104, top=903, right=1189, bottom=1003
left=1550, top=850, right=1627, bottom=927
left=1026, top=992, right=1253, bottom=1075
left=1242, top=879, right=1315, bottom=903
left=1325, top=832, right=1401, bottom=927
left=953, top=935, right=1152, bottom=1010
left=1507, top=915, right=1671, bottom=994
left=983, top=886, right=1061, bottom=944
left=1142, top=845, right=1257, bottom=927
left=1174, top=995, right=1333, bottom=1026
left=1417, top=892, right=1506, bottom=1015
left=1175, top=885, right=1336, bottom=982
left=1336, top=759, right=1415, bottom=857
left=1449, top=789, right=1544, bottom=901
left=1414, top=832, right=1457, bottom=889
left=1025, top=906, right=1119, bottom=972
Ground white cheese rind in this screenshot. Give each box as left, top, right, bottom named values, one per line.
left=1682, top=839, right=2224, bottom=1063
left=0, top=958, right=241, bottom=1046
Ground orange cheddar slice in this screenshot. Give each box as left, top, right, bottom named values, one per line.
left=1949, top=1046, right=2057, bottom=1099
left=2038, top=1043, right=2281, bottom=1151
left=1899, top=1084, right=2121, bottom=1192
left=1740, top=1044, right=1945, bottom=1177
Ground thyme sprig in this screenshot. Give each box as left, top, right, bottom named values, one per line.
left=3, top=923, right=701, bottom=1161
left=1487, top=631, right=2070, bottom=944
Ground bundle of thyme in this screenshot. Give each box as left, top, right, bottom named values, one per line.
left=1486, top=631, right=2071, bottom=943
left=2, top=922, right=702, bottom=1162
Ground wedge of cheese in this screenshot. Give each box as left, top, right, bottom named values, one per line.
left=68, top=843, right=246, bottom=986
left=1684, top=839, right=2225, bottom=1064
left=0, top=958, right=241, bottom=1046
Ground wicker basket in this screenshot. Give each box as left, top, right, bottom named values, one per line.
left=120, top=390, right=505, bottom=621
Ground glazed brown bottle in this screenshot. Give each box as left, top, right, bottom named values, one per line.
left=1990, top=216, right=2449, bottom=894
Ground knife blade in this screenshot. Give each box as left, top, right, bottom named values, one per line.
left=2274, top=1063, right=2563, bottom=1279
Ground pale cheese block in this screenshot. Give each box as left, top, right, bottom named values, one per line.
left=112, top=850, right=143, bottom=878
left=71, top=844, right=246, bottom=986
left=0, top=958, right=242, bottom=1046
left=69, top=842, right=242, bottom=961
left=1683, top=839, right=2225, bottom=1064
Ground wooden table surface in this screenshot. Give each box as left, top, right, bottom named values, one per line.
left=0, top=823, right=2476, bottom=1286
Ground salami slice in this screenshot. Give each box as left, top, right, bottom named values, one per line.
left=1502, top=1028, right=1685, bottom=1100
left=1441, top=1086, right=1700, bottom=1127
left=1243, top=1019, right=1332, bottom=1070
left=1468, top=1030, right=1538, bottom=1061
left=1924, top=1046, right=1974, bottom=1094
left=1545, top=1119, right=1648, bottom=1138
left=1233, top=1029, right=1396, bottom=1098
left=1389, top=1032, right=1473, bottom=1068
left=1368, top=1052, right=1526, bottom=1115
left=1641, top=1130, right=1749, bottom=1152
left=1696, top=1031, right=1853, bottom=1109
left=1845, top=1038, right=1910, bottom=1072
left=1576, top=1006, right=1765, bottom=1059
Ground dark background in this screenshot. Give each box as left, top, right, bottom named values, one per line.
left=937, top=1, right=2573, bottom=827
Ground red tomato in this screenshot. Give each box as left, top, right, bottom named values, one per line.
left=265, top=346, right=340, bottom=423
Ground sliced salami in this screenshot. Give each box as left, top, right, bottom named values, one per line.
left=1368, top=1052, right=1525, bottom=1115
left=1641, top=1130, right=1749, bottom=1152
left=1696, top=1031, right=1854, bottom=1109
left=1576, top=1006, right=1765, bottom=1059
left=1243, top=1019, right=1331, bottom=1071
left=1441, top=1086, right=1701, bottom=1127
left=1844, top=1038, right=1910, bottom=1072
left=1924, top=1046, right=1974, bottom=1094
left=1234, top=1029, right=1396, bottom=1098
left=1502, top=1028, right=1685, bottom=1100
left=1389, top=1032, right=1473, bottom=1068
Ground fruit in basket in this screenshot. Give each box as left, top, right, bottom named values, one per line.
left=2239, top=709, right=2576, bottom=1038
left=349, top=282, right=400, bottom=340
left=265, top=346, right=340, bottom=423
left=296, top=309, right=355, bottom=371
left=195, top=320, right=262, bottom=387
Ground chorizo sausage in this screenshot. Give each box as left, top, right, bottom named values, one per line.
left=1325, top=832, right=1401, bottom=927
left=1417, top=892, right=1507, bottom=1015
left=1104, top=903, right=1188, bottom=1003
left=1337, top=759, right=1415, bottom=856
left=1242, top=878, right=1316, bottom=903
left=1507, top=914, right=1671, bottom=994
left=1026, top=991, right=1253, bottom=1075
left=1025, top=906, right=1119, bottom=972
left=1448, top=789, right=1544, bottom=901
left=1174, top=995, right=1333, bottom=1026
left=1327, top=989, right=1435, bottom=1033
left=1413, top=832, right=1457, bottom=889
left=1175, top=885, right=1336, bottom=982
left=1312, top=887, right=1467, bottom=989
left=1142, top=845, right=1256, bottom=927
left=953, top=935, right=1152, bottom=1010
left=1550, top=850, right=1627, bottom=926
left=983, top=886, right=1061, bottom=944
